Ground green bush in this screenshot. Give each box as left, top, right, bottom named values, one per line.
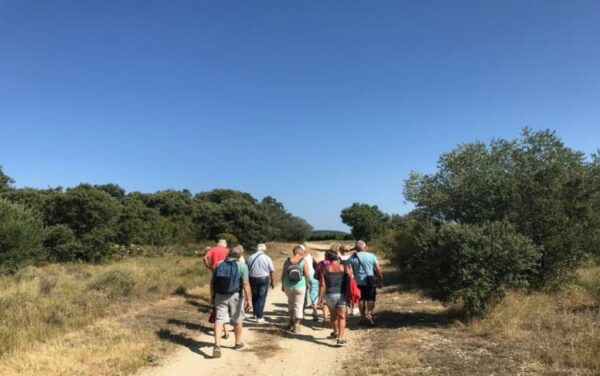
left=403, top=221, right=541, bottom=316
left=87, top=269, right=137, bottom=297
left=0, top=199, right=46, bottom=273
left=44, top=224, right=82, bottom=262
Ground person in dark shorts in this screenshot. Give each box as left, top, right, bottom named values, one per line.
left=349, top=240, right=383, bottom=326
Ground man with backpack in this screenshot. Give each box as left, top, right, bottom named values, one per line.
left=349, top=240, right=383, bottom=326
left=246, top=243, right=275, bottom=323
left=210, top=246, right=252, bottom=358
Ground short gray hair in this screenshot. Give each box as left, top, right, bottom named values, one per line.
left=257, top=243, right=267, bottom=252
left=229, top=245, right=243, bottom=259
left=217, top=239, right=227, bottom=247
left=355, top=240, right=367, bottom=251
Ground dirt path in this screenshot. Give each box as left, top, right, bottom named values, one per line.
left=141, top=285, right=354, bottom=376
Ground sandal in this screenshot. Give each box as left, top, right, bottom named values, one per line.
left=222, top=330, right=229, bottom=339
left=234, top=342, right=245, bottom=350
left=328, top=331, right=338, bottom=339
left=336, top=338, right=347, bottom=346
left=212, top=346, right=222, bottom=358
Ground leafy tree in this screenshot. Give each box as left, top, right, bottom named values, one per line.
left=261, top=196, right=312, bottom=241
left=404, top=128, right=596, bottom=281
left=340, top=203, right=390, bottom=241
left=0, top=199, right=45, bottom=273
left=95, top=184, right=126, bottom=201
left=0, top=166, right=14, bottom=191
left=405, top=221, right=541, bottom=316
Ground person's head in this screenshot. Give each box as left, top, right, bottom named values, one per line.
left=340, top=245, right=351, bottom=254
left=217, top=239, right=227, bottom=247
left=325, top=250, right=339, bottom=262
left=229, top=246, right=243, bottom=259
left=355, top=240, right=367, bottom=252
left=292, top=245, right=304, bottom=256
left=257, top=243, right=267, bottom=253
left=330, top=243, right=341, bottom=253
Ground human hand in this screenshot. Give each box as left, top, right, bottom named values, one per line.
left=244, top=300, right=251, bottom=312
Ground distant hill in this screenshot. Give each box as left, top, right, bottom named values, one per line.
left=309, top=230, right=352, bottom=241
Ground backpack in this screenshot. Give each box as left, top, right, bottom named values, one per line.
left=213, top=260, right=242, bottom=294
left=286, top=258, right=304, bottom=283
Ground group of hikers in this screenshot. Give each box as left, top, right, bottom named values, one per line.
left=203, top=239, right=384, bottom=358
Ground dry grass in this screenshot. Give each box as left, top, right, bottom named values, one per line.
left=0, top=255, right=210, bottom=374
left=472, top=266, right=600, bottom=375
left=345, top=265, right=600, bottom=376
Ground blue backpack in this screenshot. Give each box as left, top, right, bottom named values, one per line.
left=213, top=260, right=241, bottom=294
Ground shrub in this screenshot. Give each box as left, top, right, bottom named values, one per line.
left=87, top=269, right=137, bottom=297
left=0, top=199, right=46, bottom=273
left=44, top=224, right=82, bottom=262
left=39, top=274, right=59, bottom=295
left=404, top=221, right=541, bottom=316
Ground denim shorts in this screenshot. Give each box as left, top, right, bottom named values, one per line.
left=325, top=293, right=348, bottom=309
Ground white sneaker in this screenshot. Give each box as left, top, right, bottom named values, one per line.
left=351, top=307, right=360, bottom=316
left=257, top=318, right=266, bottom=324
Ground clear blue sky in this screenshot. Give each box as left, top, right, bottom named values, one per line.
left=1, top=1, right=599, bottom=230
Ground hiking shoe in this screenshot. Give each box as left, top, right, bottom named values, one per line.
left=328, top=331, right=338, bottom=339
left=234, top=342, right=245, bottom=350
left=212, top=346, right=222, bottom=358
left=257, top=318, right=266, bottom=324
left=336, top=339, right=347, bottom=346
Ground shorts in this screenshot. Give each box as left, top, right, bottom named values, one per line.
left=214, top=292, right=244, bottom=324
left=358, top=285, right=377, bottom=302
left=325, top=293, right=348, bottom=309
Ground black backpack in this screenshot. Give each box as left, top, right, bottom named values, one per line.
left=213, top=260, right=241, bottom=294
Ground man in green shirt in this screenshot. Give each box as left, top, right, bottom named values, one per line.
left=210, top=245, right=252, bottom=358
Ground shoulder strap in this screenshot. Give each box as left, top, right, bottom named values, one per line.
left=248, top=252, right=263, bottom=271
left=353, top=253, right=368, bottom=273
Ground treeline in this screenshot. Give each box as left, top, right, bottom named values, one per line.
left=0, top=172, right=312, bottom=273
left=341, top=128, right=600, bottom=316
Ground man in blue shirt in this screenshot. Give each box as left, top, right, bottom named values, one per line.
left=349, top=240, right=383, bottom=326
left=246, top=243, right=275, bottom=323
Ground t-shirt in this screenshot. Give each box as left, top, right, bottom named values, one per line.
left=304, top=254, right=315, bottom=275
left=205, top=245, right=229, bottom=269
left=283, top=258, right=306, bottom=288
left=246, top=251, right=275, bottom=278
left=349, top=252, right=378, bottom=286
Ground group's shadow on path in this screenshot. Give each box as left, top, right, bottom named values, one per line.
left=156, top=329, right=213, bottom=359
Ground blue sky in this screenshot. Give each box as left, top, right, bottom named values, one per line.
left=1, top=1, right=599, bottom=230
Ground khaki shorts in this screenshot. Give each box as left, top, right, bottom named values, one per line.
left=214, top=292, right=244, bottom=324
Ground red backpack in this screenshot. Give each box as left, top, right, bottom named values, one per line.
left=344, top=265, right=361, bottom=305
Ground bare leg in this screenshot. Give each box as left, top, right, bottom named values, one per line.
left=359, top=300, right=366, bottom=319
left=322, top=304, right=331, bottom=328
left=234, top=322, right=243, bottom=344
left=330, top=308, right=338, bottom=336
left=366, top=301, right=375, bottom=320
left=214, top=323, right=223, bottom=348
left=337, top=307, right=347, bottom=339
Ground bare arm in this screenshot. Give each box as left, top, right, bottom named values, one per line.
left=203, top=252, right=211, bottom=269
left=281, top=265, right=286, bottom=291
left=243, top=281, right=252, bottom=311
left=269, top=271, right=275, bottom=289
left=374, top=263, right=383, bottom=288
left=318, top=268, right=326, bottom=304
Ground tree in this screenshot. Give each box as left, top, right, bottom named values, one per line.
left=261, top=196, right=312, bottom=241
left=0, top=166, right=14, bottom=191
left=0, top=199, right=45, bottom=273
left=340, top=203, right=389, bottom=241
left=404, top=128, right=596, bottom=281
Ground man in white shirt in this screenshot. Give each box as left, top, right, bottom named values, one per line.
left=246, top=243, right=275, bottom=323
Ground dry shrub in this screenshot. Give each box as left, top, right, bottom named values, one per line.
left=86, top=269, right=136, bottom=297
left=472, top=268, right=600, bottom=374
left=38, top=275, right=58, bottom=295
